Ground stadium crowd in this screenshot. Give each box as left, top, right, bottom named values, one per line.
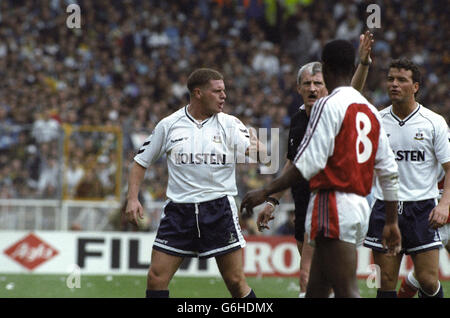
left=0, top=1, right=448, bottom=219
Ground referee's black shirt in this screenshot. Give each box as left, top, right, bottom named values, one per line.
left=286, top=106, right=310, bottom=217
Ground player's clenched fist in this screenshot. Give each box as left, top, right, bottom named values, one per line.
left=381, top=223, right=402, bottom=256
left=125, top=199, right=144, bottom=226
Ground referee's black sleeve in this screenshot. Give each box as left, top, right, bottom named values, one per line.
left=286, top=110, right=308, bottom=162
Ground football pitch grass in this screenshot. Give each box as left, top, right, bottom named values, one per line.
left=1, top=274, right=449, bottom=298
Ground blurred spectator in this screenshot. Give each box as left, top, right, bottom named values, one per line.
left=65, top=157, right=85, bottom=197
left=275, top=209, right=295, bottom=236
left=37, top=157, right=59, bottom=198
left=252, top=41, right=280, bottom=76
left=75, top=167, right=105, bottom=199
left=335, top=14, right=363, bottom=43
left=31, top=109, right=61, bottom=144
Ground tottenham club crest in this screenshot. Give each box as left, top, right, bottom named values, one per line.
left=414, top=129, right=424, bottom=141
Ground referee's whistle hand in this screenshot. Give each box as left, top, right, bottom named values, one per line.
left=257, top=205, right=275, bottom=232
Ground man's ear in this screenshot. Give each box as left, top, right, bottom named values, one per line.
left=192, top=87, right=201, bottom=99
left=413, top=82, right=419, bottom=95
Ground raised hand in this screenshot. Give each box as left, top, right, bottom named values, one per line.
left=359, top=30, right=374, bottom=65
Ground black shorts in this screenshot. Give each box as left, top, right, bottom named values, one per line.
left=364, top=199, right=442, bottom=255
left=153, top=195, right=246, bottom=259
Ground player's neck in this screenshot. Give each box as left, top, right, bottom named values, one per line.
left=391, top=99, right=418, bottom=120
left=325, top=77, right=350, bottom=93
left=187, top=103, right=211, bottom=121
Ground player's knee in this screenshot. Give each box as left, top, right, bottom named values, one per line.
left=147, top=266, right=170, bottom=289
left=415, top=271, right=439, bottom=294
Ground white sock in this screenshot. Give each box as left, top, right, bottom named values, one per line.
left=406, top=271, right=421, bottom=289
left=420, top=281, right=441, bottom=297
left=298, top=292, right=306, bottom=298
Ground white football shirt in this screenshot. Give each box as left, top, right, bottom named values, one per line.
left=134, top=105, right=251, bottom=203
left=373, top=103, right=450, bottom=201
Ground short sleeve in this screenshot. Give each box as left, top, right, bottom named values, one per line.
left=134, top=121, right=167, bottom=168
left=231, top=116, right=251, bottom=156
left=434, top=116, right=450, bottom=165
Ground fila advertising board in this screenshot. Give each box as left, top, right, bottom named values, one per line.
left=0, top=231, right=449, bottom=279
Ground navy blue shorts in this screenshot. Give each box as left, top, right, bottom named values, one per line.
left=153, top=195, right=246, bottom=259
left=364, top=199, right=442, bottom=255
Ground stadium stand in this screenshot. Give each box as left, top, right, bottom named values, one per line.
left=0, top=0, right=448, bottom=231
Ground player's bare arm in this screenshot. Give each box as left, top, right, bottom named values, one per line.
left=256, top=160, right=292, bottom=231
left=429, top=161, right=450, bottom=228
left=381, top=201, right=402, bottom=255
left=240, top=163, right=304, bottom=217
left=351, top=30, right=374, bottom=92
left=245, top=127, right=269, bottom=164
left=125, top=162, right=145, bottom=225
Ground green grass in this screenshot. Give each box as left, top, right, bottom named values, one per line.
left=0, top=274, right=449, bottom=298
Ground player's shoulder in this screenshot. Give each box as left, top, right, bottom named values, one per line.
left=217, top=111, right=246, bottom=127
left=417, top=104, right=447, bottom=123
left=309, top=89, right=343, bottom=120
left=157, top=106, right=186, bottom=128
left=378, top=105, right=392, bottom=117
left=319, top=87, right=370, bottom=112
left=321, top=86, right=360, bottom=106
left=313, top=94, right=335, bottom=115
